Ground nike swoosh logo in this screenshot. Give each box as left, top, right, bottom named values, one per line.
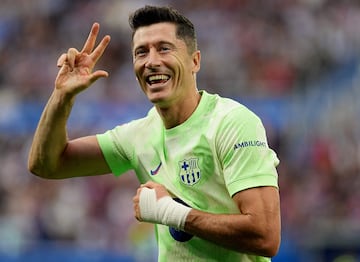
left=150, top=162, right=162, bottom=176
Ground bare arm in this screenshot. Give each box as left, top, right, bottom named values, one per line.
left=134, top=182, right=281, bottom=257
left=28, top=23, right=111, bottom=179
left=184, top=186, right=281, bottom=257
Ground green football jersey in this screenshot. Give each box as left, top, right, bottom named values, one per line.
left=97, top=90, right=279, bottom=261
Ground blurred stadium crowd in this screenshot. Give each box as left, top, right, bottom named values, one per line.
left=1, top=0, right=360, bottom=261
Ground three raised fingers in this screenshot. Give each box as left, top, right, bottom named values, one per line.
left=56, top=23, right=111, bottom=69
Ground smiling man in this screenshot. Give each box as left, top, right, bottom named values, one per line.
left=28, top=5, right=281, bottom=262
left=132, top=20, right=201, bottom=127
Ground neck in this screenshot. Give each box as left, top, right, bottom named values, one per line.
left=156, top=91, right=201, bottom=129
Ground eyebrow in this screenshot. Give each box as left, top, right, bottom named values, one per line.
left=157, top=41, right=177, bottom=49
left=133, top=41, right=178, bottom=56
left=134, top=40, right=177, bottom=50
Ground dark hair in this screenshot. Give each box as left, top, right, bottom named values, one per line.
left=129, top=5, right=197, bottom=53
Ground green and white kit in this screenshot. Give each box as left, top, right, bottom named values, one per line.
left=97, top=90, right=279, bottom=262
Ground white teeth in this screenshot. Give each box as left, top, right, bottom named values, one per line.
left=148, top=74, right=169, bottom=82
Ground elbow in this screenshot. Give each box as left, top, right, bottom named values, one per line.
left=28, top=161, right=47, bottom=179
left=256, top=229, right=281, bottom=257
left=27, top=157, right=54, bottom=179
left=28, top=156, right=39, bottom=176
left=260, top=235, right=281, bottom=257
left=233, top=232, right=280, bottom=257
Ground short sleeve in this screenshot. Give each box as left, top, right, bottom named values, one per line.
left=96, top=127, right=132, bottom=176
left=216, top=107, right=279, bottom=196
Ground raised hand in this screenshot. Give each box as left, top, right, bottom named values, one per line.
left=55, top=23, right=111, bottom=96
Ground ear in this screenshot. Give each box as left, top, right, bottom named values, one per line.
left=191, top=50, right=201, bottom=73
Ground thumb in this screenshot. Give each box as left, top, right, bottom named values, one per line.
left=89, top=70, right=109, bottom=83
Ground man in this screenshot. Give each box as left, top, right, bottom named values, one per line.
left=28, top=5, right=281, bottom=262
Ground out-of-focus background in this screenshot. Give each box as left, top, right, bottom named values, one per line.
left=1, top=0, right=360, bottom=261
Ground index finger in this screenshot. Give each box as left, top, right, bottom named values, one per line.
left=81, top=22, right=100, bottom=54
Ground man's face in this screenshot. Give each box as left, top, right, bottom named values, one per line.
left=132, top=22, right=200, bottom=107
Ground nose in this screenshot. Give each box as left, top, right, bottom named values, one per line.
left=145, top=48, right=161, bottom=69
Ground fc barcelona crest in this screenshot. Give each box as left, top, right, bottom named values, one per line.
left=178, top=158, right=201, bottom=186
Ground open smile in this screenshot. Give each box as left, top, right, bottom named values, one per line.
left=146, top=74, right=171, bottom=86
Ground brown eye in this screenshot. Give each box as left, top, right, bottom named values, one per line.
left=135, top=49, right=147, bottom=58
left=159, top=45, right=171, bottom=53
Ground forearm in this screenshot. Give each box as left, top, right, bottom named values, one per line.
left=28, top=89, right=75, bottom=177
left=184, top=209, right=280, bottom=257
left=135, top=184, right=281, bottom=257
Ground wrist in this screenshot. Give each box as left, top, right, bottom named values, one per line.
left=50, top=89, right=76, bottom=115
left=53, top=87, right=76, bottom=104
left=139, top=187, right=192, bottom=230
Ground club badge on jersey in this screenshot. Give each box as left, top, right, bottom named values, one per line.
left=178, top=158, right=201, bottom=186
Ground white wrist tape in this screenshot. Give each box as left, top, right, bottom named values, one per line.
left=139, top=187, right=191, bottom=230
